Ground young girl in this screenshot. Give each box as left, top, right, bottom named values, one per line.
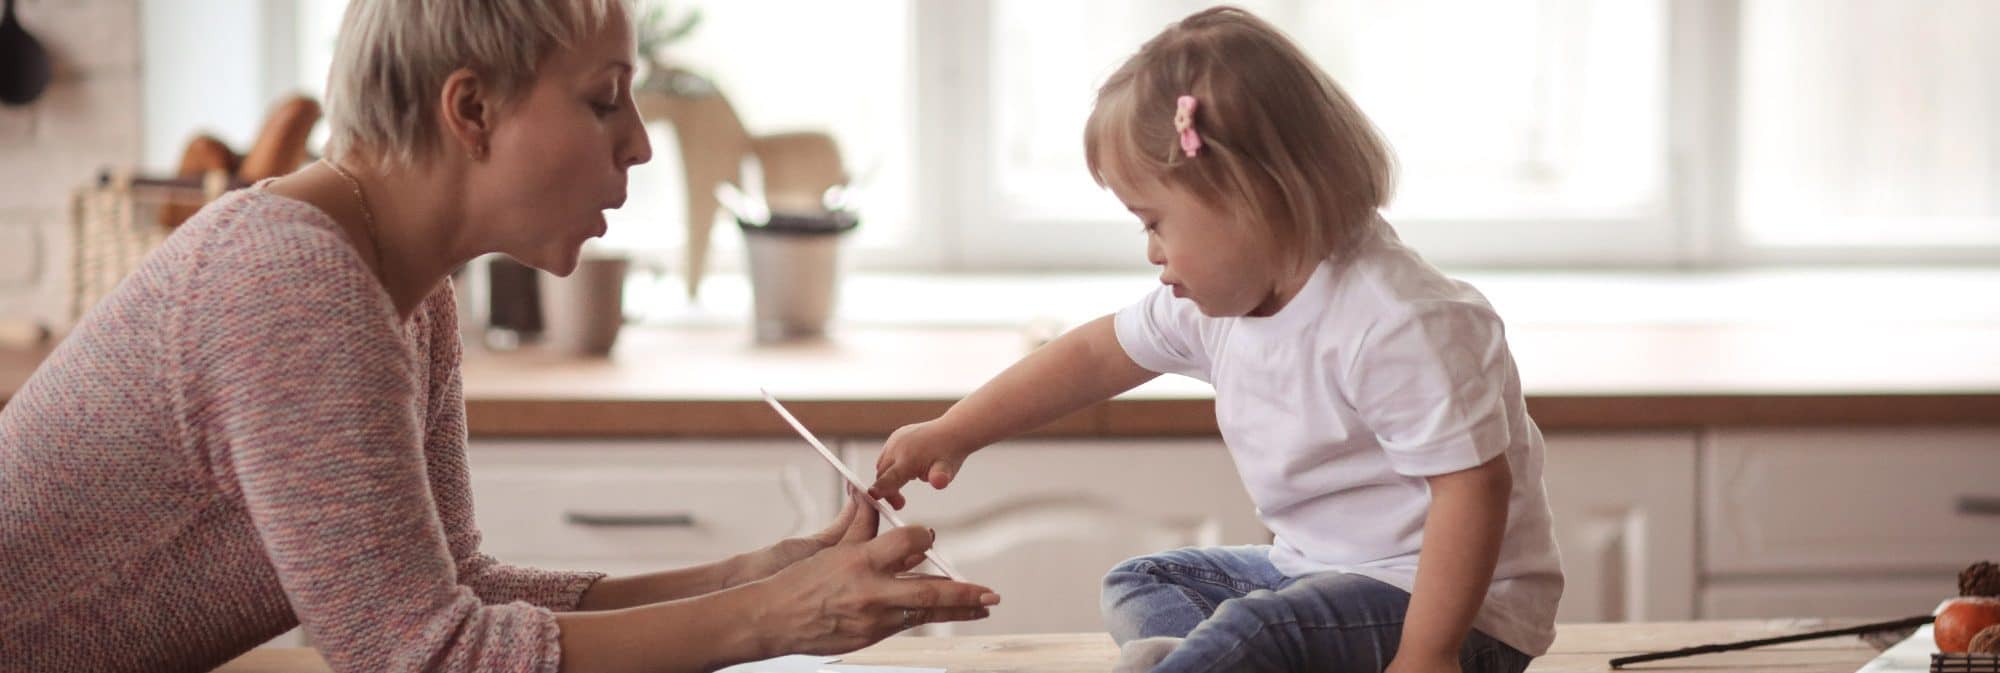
left=869, top=7, right=1562, bottom=673
left=0, top=1, right=994, bottom=671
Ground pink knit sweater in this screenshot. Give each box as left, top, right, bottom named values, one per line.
left=0, top=188, right=603, bottom=673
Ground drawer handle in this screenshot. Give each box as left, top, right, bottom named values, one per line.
left=564, top=512, right=697, bottom=528
left=1958, top=496, right=2000, bottom=517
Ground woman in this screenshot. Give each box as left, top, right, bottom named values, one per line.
left=0, top=1, right=998, bottom=671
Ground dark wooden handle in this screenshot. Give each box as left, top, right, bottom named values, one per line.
left=1958, top=495, right=2000, bottom=516
left=563, top=512, right=697, bottom=528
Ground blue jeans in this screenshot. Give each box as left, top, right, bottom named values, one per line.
left=1101, top=546, right=1533, bottom=673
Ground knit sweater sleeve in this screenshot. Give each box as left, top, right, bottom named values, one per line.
left=417, top=282, right=606, bottom=610
left=178, top=216, right=567, bottom=673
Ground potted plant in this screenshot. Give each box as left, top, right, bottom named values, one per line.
left=634, top=2, right=707, bottom=97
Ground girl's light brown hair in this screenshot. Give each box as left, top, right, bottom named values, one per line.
left=1085, top=6, right=1395, bottom=270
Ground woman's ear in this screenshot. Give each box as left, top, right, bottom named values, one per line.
left=438, top=68, right=494, bottom=161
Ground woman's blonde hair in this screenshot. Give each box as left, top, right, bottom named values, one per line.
left=1085, top=6, right=1395, bottom=270
left=323, top=0, right=631, bottom=169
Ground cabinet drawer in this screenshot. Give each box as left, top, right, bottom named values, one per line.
left=1704, top=428, right=2000, bottom=575
left=1700, top=577, right=1951, bottom=620
left=467, top=441, right=838, bottom=564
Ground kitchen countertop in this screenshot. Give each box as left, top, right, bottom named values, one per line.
left=4, top=319, right=1999, bottom=437
left=449, top=317, right=2000, bottom=436
left=7, top=268, right=2000, bottom=437
left=211, top=619, right=1892, bottom=673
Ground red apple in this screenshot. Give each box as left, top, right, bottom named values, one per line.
left=1937, top=597, right=2000, bottom=654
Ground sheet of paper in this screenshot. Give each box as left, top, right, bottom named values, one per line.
left=714, top=655, right=838, bottom=673
left=1852, top=625, right=1936, bottom=673
left=823, top=665, right=946, bottom=673
left=711, top=654, right=946, bottom=673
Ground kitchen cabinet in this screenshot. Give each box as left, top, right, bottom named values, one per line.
left=1699, top=427, right=2000, bottom=619
left=1700, top=577, right=1951, bottom=619
left=1541, top=431, right=1700, bottom=622
left=464, top=440, right=839, bottom=575
left=431, top=425, right=1999, bottom=636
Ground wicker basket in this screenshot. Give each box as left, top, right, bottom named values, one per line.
left=1935, top=653, right=2000, bottom=673
left=65, top=170, right=233, bottom=327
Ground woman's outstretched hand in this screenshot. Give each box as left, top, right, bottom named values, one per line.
left=725, top=487, right=872, bottom=588
left=746, top=487, right=999, bottom=656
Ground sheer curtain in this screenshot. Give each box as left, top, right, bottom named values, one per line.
left=1738, top=0, right=2000, bottom=248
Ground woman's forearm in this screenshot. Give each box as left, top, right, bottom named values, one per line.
left=1398, top=455, right=1512, bottom=661
left=557, top=579, right=776, bottom=673
left=573, top=552, right=755, bottom=611
left=937, top=315, right=1156, bottom=448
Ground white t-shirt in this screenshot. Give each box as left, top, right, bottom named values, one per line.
left=1113, top=225, right=1564, bottom=656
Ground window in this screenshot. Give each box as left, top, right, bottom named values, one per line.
left=974, top=0, right=1669, bottom=268
left=1735, top=0, right=2000, bottom=258
left=295, top=0, right=916, bottom=271
left=613, top=1, right=918, bottom=269
left=272, top=0, right=1999, bottom=271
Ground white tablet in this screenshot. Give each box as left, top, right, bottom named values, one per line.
left=760, top=389, right=966, bottom=581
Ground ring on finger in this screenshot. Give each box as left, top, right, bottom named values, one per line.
left=901, top=607, right=920, bottom=629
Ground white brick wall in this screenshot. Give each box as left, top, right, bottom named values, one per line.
left=0, top=0, right=141, bottom=330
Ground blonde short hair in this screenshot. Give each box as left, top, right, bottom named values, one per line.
left=1085, top=6, right=1395, bottom=269
left=323, top=0, right=631, bottom=168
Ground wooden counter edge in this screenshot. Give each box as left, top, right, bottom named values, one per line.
left=459, top=393, right=2000, bottom=438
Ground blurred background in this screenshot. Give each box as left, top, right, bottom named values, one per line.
left=2, top=0, right=1997, bottom=645
left=5, top=0, right=1998, bottom=334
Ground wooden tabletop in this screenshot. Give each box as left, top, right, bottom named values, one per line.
left=7, top=320, right=1999, bottom=437
left=212, top=620, right=1888, bottom=673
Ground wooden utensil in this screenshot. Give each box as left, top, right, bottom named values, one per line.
left=635, top=82, right=751, bottom=300
left=751, top=132, right=846, bottom=214
left=1611, top=615, right=1936, bottom=669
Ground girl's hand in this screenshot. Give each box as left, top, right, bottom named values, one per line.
left=869, top=420, right=972, bottom=510
left=749, top=493, right=999, bottom=657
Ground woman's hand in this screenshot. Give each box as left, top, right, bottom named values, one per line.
left=724, top=488, right=870, bottom=589
left=745, top=487, right=999, bottom=657
left=868, top=420, right=974, bottom=510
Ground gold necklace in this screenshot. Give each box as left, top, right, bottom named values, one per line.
left=320, top=158, right=388, bottom=282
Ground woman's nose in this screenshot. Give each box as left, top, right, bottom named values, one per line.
left=619, top=114, right=653, bottom=168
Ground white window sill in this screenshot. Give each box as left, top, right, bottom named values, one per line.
left=623, top=267, right=2000, bottom=332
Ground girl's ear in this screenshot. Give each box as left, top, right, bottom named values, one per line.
left=438, top=68, right=495, bottom=160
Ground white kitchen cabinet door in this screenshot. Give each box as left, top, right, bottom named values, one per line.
left=843, top=439, right=1267, bottom=636
left=466, top=440, right=840, bottom=570
left=1703, top=427, right=2000, bottom=577
left=1541, top=431, right=1699, bottom=622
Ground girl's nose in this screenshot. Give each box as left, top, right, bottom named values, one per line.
left=1145, top=235, right=1166, bottom=266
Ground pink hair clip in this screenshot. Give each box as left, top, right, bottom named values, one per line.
left=1173, top=95, right=1202, bottom=158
